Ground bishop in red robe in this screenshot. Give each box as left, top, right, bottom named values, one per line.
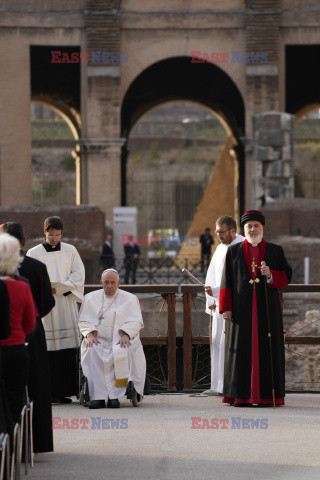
left=219, top=210, right=292, bottom=407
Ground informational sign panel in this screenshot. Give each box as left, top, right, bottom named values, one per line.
left=113, top=207, right=137, bottom=259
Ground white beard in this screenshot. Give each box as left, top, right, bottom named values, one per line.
left=245, top=232, right=263, bottom=246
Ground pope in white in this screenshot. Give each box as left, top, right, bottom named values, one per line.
left=205, top=216, right=244, bottom=394
left=78, top=269, right=146, bottom=409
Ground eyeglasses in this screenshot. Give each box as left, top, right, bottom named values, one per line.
left=215, top=228, right=232, bottom=235
left=47, top=233, right=62, bottom=238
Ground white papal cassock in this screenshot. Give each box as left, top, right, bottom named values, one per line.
left=205, top=234, right=244, bottom=393
left=78, top=288, right=146, bottom=400
left=27, top=242, right=85, bottom=351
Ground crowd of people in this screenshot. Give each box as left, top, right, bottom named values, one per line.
left=99, top=234, right=141, bottom=284
left=0, top=209, right=292, bottom=459
left=0, top=216, right=146, bottom=459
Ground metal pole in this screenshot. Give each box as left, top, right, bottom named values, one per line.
left=304, top=257, right=310, bottom=285
left=261, top=261, right=276, bottom=409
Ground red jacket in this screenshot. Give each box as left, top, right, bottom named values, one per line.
left=0, top=278, right=35, bottom=346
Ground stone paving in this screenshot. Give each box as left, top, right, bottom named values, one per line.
left=27, top=393, right=320, bottom=480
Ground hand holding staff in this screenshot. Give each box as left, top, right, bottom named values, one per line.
left=260, top=260, right=271, bottom=279
left=181, top=269, right=216, bottom=309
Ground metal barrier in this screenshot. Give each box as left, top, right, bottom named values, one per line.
left=26, top=402, right=33, bottom=469
left=20, top=398, right=34, bottom=476
left=0, top=433, right=10, bottom=480
left=20, top=406, right=27, bottom=476
left=10, top=424, right=21, bottom=480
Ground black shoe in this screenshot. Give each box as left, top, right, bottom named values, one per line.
left=89, top=400, right=106, bottom=409
left=107, top=398, right=120, bottom=408
left=234, top=402, right=250, bottom=407
left=52, top=396, right=72, bottom=404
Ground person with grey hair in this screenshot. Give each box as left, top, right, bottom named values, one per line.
left=2, top=221, right=55, bottom=453
left=0, top=233, right=35, bottom=423
left=220, top=210, right=292, bottom=407
left=78, top=269, right=146, bottom=409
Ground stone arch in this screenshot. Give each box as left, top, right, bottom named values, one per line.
left=121, top=56, right=244, bottom=139
left=121, top=57, right=245, bottom=259
left=293, top=104, right=320, bottom=200
left=31, top=95, right=80, bottom=140
left=31, top=99, right=81, bottom=205
left=294, top=104, right=320, bottom=126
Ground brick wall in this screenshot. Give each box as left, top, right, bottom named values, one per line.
left=0, top=205, right=106, bottom=283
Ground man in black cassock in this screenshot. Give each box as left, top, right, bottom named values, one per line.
left=100, top=234, right=115, bottom=269
left=219, top=210, right=292, bottom=407
left=124, top=235, right=141, bottom=284
left=2, top=222, right=55, bottom=452
left=200, top=227, right=214, bottom=272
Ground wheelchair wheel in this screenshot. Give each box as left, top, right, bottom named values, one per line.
left=126, top=381, right=143, bottom=407
left=132, top=389, right=143, bottom=407
left=143, top=376, right=151, bottom=395
left=79, top=376, right=90, bottom=407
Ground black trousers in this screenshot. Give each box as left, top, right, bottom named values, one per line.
left=48, top=348, right=78, bottom=399
left=1, top=344, right=29, bottom=424
left=27, top=318, right=53, bottom=452
left=124, top=257, right=139, bottom=284
left=201, top=253, right=211, bottom=272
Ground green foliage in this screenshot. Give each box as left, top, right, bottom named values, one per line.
left=195, top=118, right=226, bottom=139
left=149, top=142, right=160, bottom=159
left=296, top=141, right=320, bottom=160
left=132, top=155, right=142, bottom=166
left=148, top=142, right=160, bottom=165
left=61, top=155, right=76, bottom=171
left=31, top=120, right=74, bottom=140
left=295, top=118, right=320, bottom=139
left=185, top=152, right=215, bottom=164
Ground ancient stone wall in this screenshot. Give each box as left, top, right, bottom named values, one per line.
left=0, top=205, right=105, bottom=284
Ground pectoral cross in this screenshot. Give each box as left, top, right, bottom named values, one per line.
left=251, top=258, right=257, bottom=274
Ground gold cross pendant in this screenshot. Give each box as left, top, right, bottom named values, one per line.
left=251, top=257, right=258, bottom=274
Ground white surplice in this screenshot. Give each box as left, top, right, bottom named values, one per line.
left=205, top=234, right=244, bottom=392
left=27, top=242, right=85, bottom=351
left=78, top=288, right=146, bottom=400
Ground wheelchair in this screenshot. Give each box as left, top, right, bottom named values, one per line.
left=78, top=367, right=150, bottom=408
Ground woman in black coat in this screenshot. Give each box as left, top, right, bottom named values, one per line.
left=0, top=280, right=12, bottom=436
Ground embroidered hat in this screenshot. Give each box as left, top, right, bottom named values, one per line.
left=240, top=210, right=265, bottom=227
